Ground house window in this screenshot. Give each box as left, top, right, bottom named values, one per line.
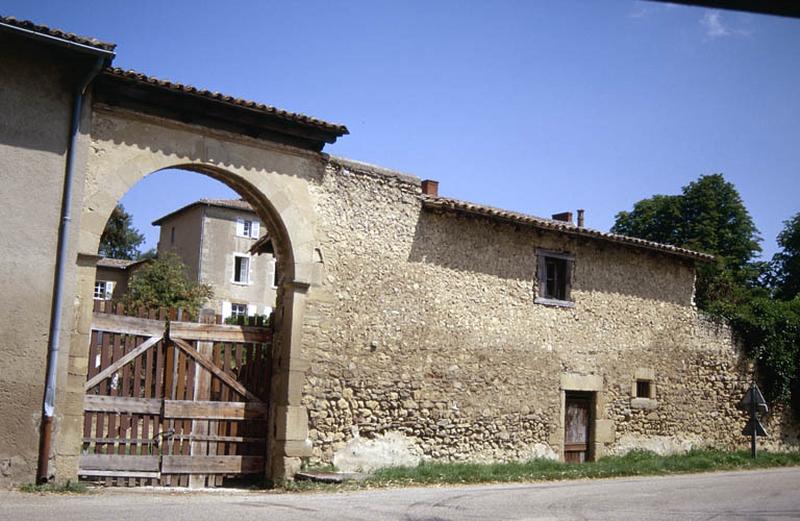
left=636, top=380, right=652, bottom=398
left=170, top=226, right=175, bottom=245
left=236, top=218, right=260, bottom=239
left=535, top=250, right=574, bottom=307
left=231, top=303, right=247, bottom=317
left=233, top=254, right=250, bottom=284
left=94, top=281, right=114, bottom=300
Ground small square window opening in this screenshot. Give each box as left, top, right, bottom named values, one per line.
left=536, top=251, right=573, bottom=306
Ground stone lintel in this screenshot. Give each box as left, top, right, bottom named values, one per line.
left=631, top=398, right=659, bottom=410
left=560, top=373, right=604, bottom=392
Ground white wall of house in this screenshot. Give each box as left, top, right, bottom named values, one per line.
left=157, top=203, right=277, bottom=318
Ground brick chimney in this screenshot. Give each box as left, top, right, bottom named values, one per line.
left=421, top=179, right=439, bottom=197
left=551, top=211, right=573, bottom=223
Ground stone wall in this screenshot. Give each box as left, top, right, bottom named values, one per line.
left=300, top=156, right=799, bottom=470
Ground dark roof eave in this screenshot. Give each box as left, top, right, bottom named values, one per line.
left=421, top=196, right=715, bottom=263
left=96, top=69, right=348, bottom=151
left=0, top=16, right=116, bottom=57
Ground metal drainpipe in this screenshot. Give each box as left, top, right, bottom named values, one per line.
left=36, top=56, right=106, bottom=484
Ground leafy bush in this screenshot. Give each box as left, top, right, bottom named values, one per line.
left=122, top=252, right=213, bottom=315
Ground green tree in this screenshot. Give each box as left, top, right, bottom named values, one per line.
left=730, top=297, right=800, bottom=410
left=122, top=252, right=213, bottom=315
left=611, top=194, right=683, bottom=246
left=611, top=174, right=762, bottom=309
left=772, top=212, right=800, bottom=300
left=99, top=204, right=145, bottom=260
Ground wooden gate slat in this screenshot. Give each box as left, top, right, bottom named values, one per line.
left=84, top=396, right=162, bottom=414
left=79, top=470, right=161, bottom=479
left=170, top=322, right=270, bottom=343
left=161, top=456, right=263, bottom=474
left=163, top=400, right=266, bottom=420
left=80, top=454, right=160, bottom=471
left=91, top=312, right=164, bottom=336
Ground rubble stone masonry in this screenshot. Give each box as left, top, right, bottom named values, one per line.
left=300, top=157, right=799, bottom=469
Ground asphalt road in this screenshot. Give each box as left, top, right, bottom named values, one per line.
left=2, top=468, right=799, bottom=521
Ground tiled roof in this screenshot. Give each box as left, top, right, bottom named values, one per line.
left=200, top=198, right=254, bottom=212
left=96, top=257, right=147, bottom=269
left=104, top=68, right=349, bottom=135
left=0, top=15, right=116, bottom=51
left=421, top=196, right=714, bottom=262
left=152, top=198, right=255, bottom=225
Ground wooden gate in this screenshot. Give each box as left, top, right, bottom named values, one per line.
left=79, top=302, right=272, bottom=487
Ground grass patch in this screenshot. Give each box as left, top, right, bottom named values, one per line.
left=19, top=480, right=89, bottom=494
left=366, top=449, right=800, bottom=486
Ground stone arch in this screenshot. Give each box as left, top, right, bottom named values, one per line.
left=79, top=158, right=318, bottom=276
left=64, top=116, right=323, bottom=482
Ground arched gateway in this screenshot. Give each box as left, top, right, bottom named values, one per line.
left=63, top=69, right=349, bottom=484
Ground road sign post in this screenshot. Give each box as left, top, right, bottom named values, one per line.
left=738, top=383, right=768, bottom=459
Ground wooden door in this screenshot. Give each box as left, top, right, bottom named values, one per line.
left=564, top=392, right=592, bottom=463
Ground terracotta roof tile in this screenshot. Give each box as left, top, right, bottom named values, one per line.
left=0, top=15, right=116, bottom=51
left=151, top=198, right=256, bottom=225
left=199, top=198, right=254, bottom=211
left=421, top=195, right=714, bottom=262
left=104, top=68, right=349, bottom=135
left=96, top=257, right=147, bottom=269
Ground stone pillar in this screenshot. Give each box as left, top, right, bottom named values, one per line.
left=267, top=279, right=312, bottom=482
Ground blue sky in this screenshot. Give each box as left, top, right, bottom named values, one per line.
left=4, top=1, right=799, bottom=258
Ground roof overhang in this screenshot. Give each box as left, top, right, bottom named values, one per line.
left=94, top=69, right=349, bottom=152
left=0, top=16, right=115, bottom=63
left=422, top=196, right=715, bottom=263
left=648, top=1, right=800, bottom=18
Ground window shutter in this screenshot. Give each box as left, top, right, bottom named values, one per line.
left=537, top=254, right=546, bottom=297
left=565, top=259, right=573, bottom=300
left=246, top=256, right=252, bottom=284
left=268, top=258, right=276, bottom=288
left=105, top=281, right=115, bottom=299
left=221, top=301, right=232, bottom=319
left=247, top=304, right=257, bottom=317
left=236, top=218, right=245, bottom=237
left=251, top=221, right=260, bottom=238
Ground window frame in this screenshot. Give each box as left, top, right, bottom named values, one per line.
left=534, top=249, right=575, bottom=308
left=230, top=303, right=248, bottom=317
left=94, top=280, right=113, bottom=300
left=236, top=218, right=260, bottom=239
left=232, top=253, right=251, bottom=285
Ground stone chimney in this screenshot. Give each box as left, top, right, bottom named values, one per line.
left=421, top=179, right=439, bottom=197
left=551, top=211, right=573, bottom=224
left=577, top=209, right=585, bottom=227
